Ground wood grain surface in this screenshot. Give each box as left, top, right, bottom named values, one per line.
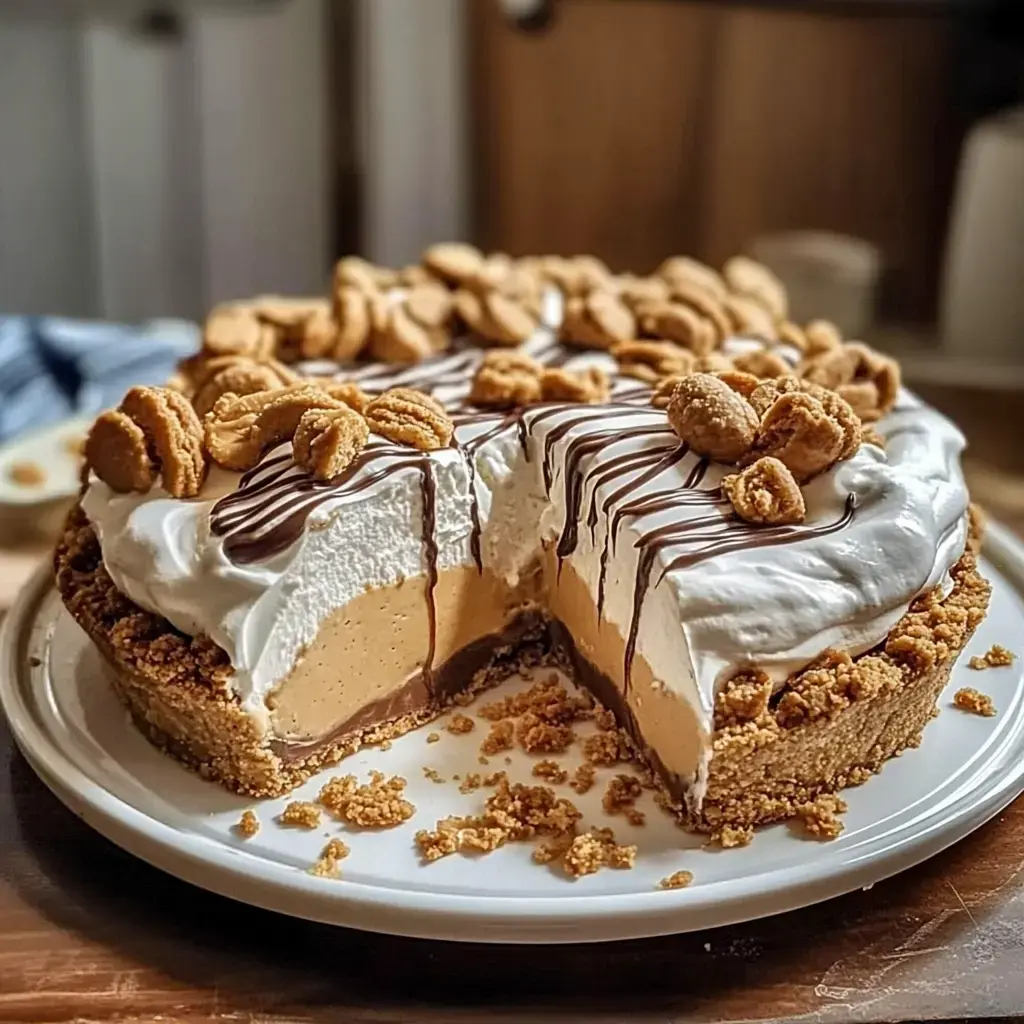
left=471, top=1, right=958, bottom=321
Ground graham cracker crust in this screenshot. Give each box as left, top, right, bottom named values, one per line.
left=54, top=505, right=990, bottom=832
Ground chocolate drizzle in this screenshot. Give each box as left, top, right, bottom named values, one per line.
left=621, top=493, right=858, bottom=691
left=209, top=330, right=866, bottom=697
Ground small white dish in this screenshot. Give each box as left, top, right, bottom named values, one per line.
left=2, top=526, right=1023, bottom=944
left=0, top=416, right=92, bottom=506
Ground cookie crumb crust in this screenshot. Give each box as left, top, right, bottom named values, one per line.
left=968, top=644, right=1015, bottom=671
left=236, top=809, right=259, bottom=838
left=658, top=870, right=694, bottom=891
left=954, top=687, right=996, bottom=717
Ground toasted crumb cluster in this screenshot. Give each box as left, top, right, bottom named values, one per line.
left=480, top=720, right=515, bottom=755
left=557, top=828, right=637, bottom=878
left=468, top=349, right=610, bottom=409
left=569, top=764, right=597, bottom=794
left=279, top=801, right=322, bottom=829
left=363, top=387, right=454, bottom=451
left=309, top=838, right=349, bottom=879
left=722, top=456, right=806, bottom=525
left=425, top=732, right=441, bottom=744
left=796, top=794, right=847, bottom=840
left=602, top=774, right=646, bottom=826
left=236, top=809, right=260, bottom=838
left=658, top=870, right=694, bottom=891
left=954, top=687, right=996, bottom=717
left=415, top=777, right=582, bottom=863
left=583, top=732, right=626, bottom=766
left=446, top=713, right=475, bottom=735
left=713, top=824, right=755, bottom=848
left=532, top=759, right=569, bottom=784
left=968, top=644, right=1015, bottom=670
left=318, top=771, right=415, bottom=828
left=422, top=766, right=445, bottom=784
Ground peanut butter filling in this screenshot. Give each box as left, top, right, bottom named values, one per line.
left=541, top=551, right=706, bottom=783
left=266, top=550, right=706, bottom=786
left=266, top=566, right=520, bottom=742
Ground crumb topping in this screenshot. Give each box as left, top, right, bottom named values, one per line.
left=658, top=870, right=694, bottom=891
left=236, top=809, right=260, bottom=838
left=969, top=644, right=1015, bottom=670
left=415, top=778, right=582, bottom=863
left=532, top=759, right=569, bottom=784
left=279, top=801, right=322, bottom=829
left=954, top=687, right=996, bottom=717
left=318, top=771, right=415, bottom=828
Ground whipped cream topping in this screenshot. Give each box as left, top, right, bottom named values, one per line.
left=81, top=319, right=969, bottom=749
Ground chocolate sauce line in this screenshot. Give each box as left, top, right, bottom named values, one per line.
left=214, top=445, right=423, bottom=562
left=597, top=460, right=713, bottom=617
left=622, top=494, right=858, bottom=691
left=585, top=445, right=679, bottom=541
left=538, top=407, right=652, bottom=491
left=556, top=425, right=672, bottom=563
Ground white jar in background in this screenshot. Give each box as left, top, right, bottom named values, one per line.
left=750, top=231, right=880, bottom=339
left=940, top=106, right=1024, bottom=362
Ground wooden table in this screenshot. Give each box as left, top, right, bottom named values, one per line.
left=3, top=388, right=1024, bottom=1023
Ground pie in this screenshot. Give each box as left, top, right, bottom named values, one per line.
left=55, top=249, right=990, bottom=838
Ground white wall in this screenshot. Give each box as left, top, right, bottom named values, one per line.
left=0, top=18, right=97, bottom=316
left=358, top=0, right=468, bottom=268
left=0, top=0, right=330, bottom=321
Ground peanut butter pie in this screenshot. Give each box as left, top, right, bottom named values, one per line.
left=55, top=248, right=989, bottom=836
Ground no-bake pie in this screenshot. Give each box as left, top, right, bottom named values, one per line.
left=55, top=248, right=990, bottom=837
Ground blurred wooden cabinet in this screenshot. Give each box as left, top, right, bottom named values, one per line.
left=470, top=0, right=959, bottom=321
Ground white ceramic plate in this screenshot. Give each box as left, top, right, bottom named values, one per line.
left=3, top=526, right=1024, bottom=944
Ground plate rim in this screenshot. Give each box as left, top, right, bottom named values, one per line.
left=3, top=523, right=1024, bottom=943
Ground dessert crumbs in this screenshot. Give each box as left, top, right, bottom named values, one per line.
left=279, top=801, right=321, bottom=829
left=658, top=870, right=694, bottom=891
left=602, top=773, right=643, bottom=817
left=422, top=766, right=446, bottom=784
left=713, top=824, right=754, bottom=848
left=559, top=827, right=637, bottom=878
left=516, top=713, right=574, bottom=754
left=318, top=770, right=415, bottom=828
left=583, top=732, right=625, bottom=766
left=378, top=739, right=392, bottom=751
left=236, top=809, right=260, bottom=838
left=954, top=687, right=997, bottom=717
left=594, top=707, right=617, bottom=732
left=480, top=720, right=515, bottom=755
left=478, top=755, right=490, bottom=766
left=532, top=759, right=568, bottom=784
left=426, top=732, right=441, bottom=744
left=568, top=764, right=596, bottom=794
left=968, top=644, right=1015, bottom=671
left=309, top=858, right=340, bottom=878
left=625, top=808, right=647, bottom=827
left=446, top=713, right=475, bottom=735
left=321, top=838, right=350, bottom=861
left=415, top=778, right=582, bottom=864
left=796, top=795, right=847, bottom=840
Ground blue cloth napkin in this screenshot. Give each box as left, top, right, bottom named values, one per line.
left=0, top=316, right=199, bottom=443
